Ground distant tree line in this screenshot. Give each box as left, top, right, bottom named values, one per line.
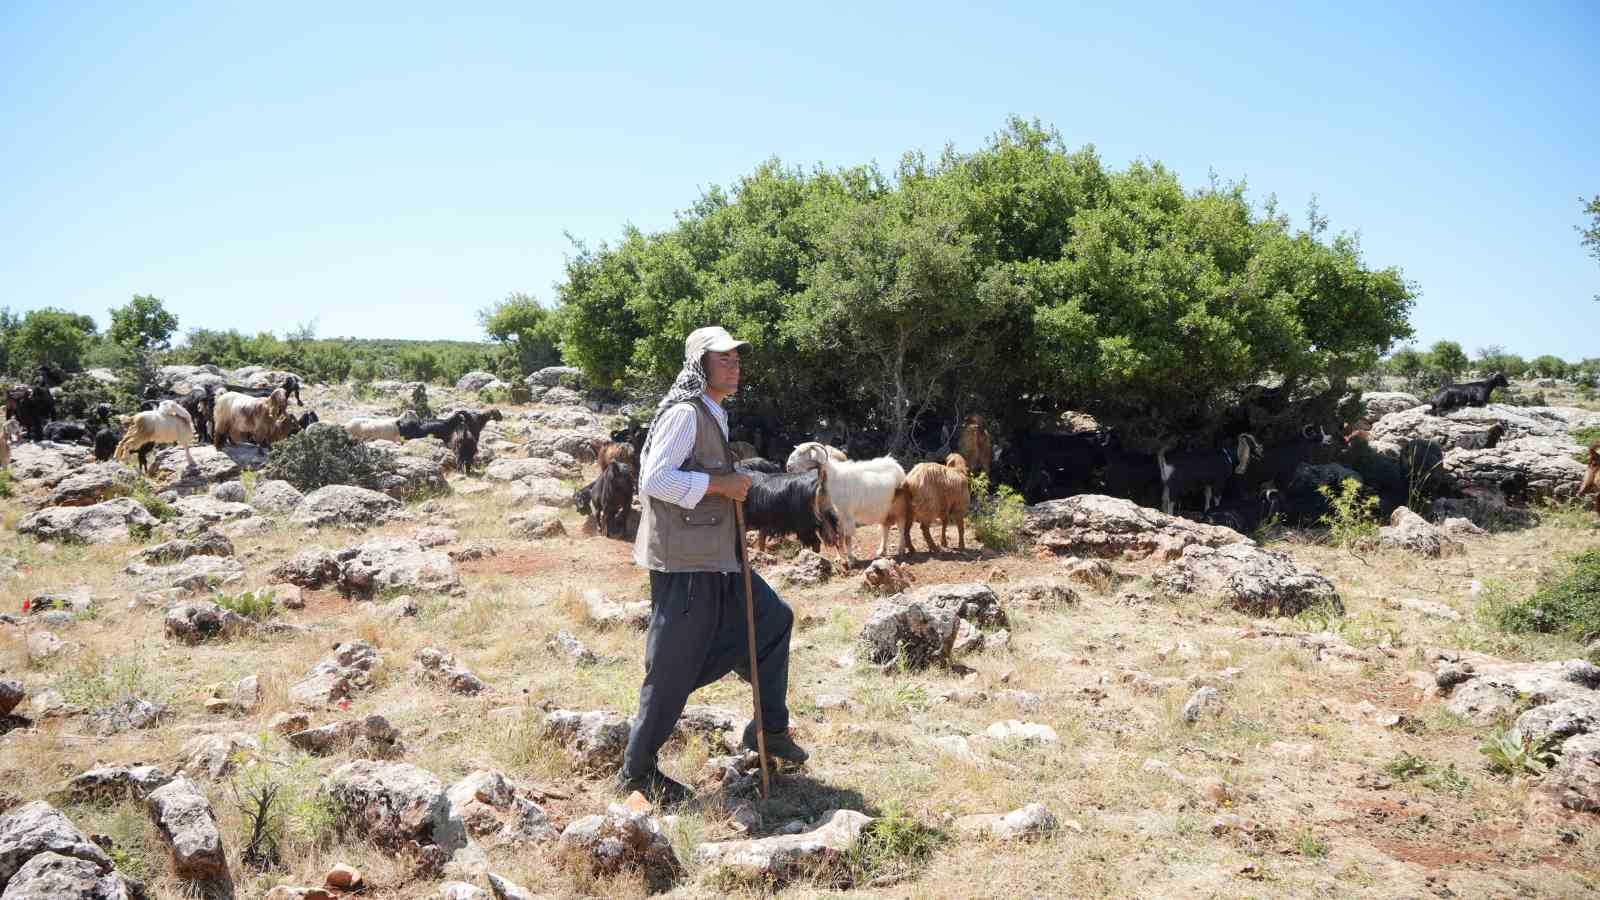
left=1381, top=340, right=1600, bottom=392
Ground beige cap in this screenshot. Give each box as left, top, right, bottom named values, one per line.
left=685, top=326, right=750, bottom=361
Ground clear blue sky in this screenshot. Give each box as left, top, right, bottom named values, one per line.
left=2, top=1, right=1596, bottom=360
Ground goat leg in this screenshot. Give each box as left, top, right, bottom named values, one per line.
left=921, top=523, right=936, bottom=553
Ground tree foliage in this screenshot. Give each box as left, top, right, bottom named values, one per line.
left=479, top=293, right=563, bottom=376
left=1427, top=340, right=1468, bottom=382
left=554, top=120, right=1416, bottom=453
left=1581, top=195, right=1600, bottom=301
left=108, top=294, right=179, bottom=351
left=3, top=307, right=98, bottom=374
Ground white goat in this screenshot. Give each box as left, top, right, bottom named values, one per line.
left=114, top=400, right=196, bottom=475
left=345, top=417, right=403, bottom=443
left=786, top=441, right=905, bottom=566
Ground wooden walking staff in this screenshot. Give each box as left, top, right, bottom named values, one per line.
left=732, top=500, right=773, bottom=800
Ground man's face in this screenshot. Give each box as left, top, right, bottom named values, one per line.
left=705, top=349, right=741, bottom=394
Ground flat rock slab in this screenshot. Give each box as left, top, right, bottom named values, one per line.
left=692, top=809, right=872, bottom=884
left=1022, top=494, right=1247, bottom=561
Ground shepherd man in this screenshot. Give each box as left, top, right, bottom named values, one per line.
left=619, top=326, right=808, bottom=805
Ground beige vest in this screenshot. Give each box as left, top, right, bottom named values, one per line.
left=634, top=400, right=742, bottom=573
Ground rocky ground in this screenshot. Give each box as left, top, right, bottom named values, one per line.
left=1, top=373, right=1598, bottom=899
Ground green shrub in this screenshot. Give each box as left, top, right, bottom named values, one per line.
left=1481, top=548, right=1600, bottom=642
left=53, top=374, right=118, bottom=420
left=396, top=382, right=432, bottom=419
left=0, top=470, right=13, bottom=499
left=1318, top=477, right=1379, bottom=548
left=1478, top=726, right=1559, bottom=777
left=262, top=424, right=397, bottom=493
left=842, top=804, right=943, bottom=887
left=214, top=590, right=277, bottom=621
left=967, top=472, right=1026, bottom=553
left=113, top=476, right=177, bottom=521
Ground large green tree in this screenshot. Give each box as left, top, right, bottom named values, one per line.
left=6, top=308, right=98, bottom=373
left=479, top=293, right=563, bottom=375
left=1428, top=340, right=1468, bottom=381
left=554, top=119, right=1417, bottom=454
left=108, top=294, right=179, bottom=351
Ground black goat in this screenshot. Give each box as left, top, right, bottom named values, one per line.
left=5, top=383, right=56, bottom=441
left=1158, top=433, right=1263, bottom=515
left=733, top=456, right=782, bottom=475
left=1004, top=429, right=1107, bottom=502
left=611, top=423, right=649, bottom=460
left=451, top=429, right=480, bottom=476
left=736, top=461, right=842, bottom=553
left=1252, top=424, right=1338, bottom=493
left=221, top=375, right=304, bottom=407
left=459, top=408, right=502, bottom=440
left=298, top=410, right=320, bottom=430
left=573, top=479, right=596, bottom=517
left=93, top=425, right=121, bottom=462
left=42, top=421, right=94, bottom=444
left=1096, top=432, right=1162, bottom=508
left=397, top=410, right=468, bottom=441
left=1426, top=373, right=1508, bottom=415
left=1202, top=483, right=1282, bottom=533
left=592, top=460, right=636, bottom=539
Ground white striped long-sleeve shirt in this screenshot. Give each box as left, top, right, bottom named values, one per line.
left=638, top=396, right=729, bottom=509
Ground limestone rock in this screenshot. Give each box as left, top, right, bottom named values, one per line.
left=177, top=733, right=261, bottom=780
left=249, top=480, right=305, bottom=515
left=45, top=464, right=133, bottom=508
left=209, top=481, right=246, bottom=503
left=288, top=641, right=383, bottom=707
left=127, top=555, right=245, bottom=595
left=546, top=630, right=596, bottom=666
left=1378, top=506, right=1463, bottom=557
left=145, top=775, right=231, bottom=895
left=857, top=594, right=961, bottom=669
left=18, top=498, right=158, bottom=544
left=288, top=715, right=402, bottom=759
left=85, top=697, right=167, bottom=735
left=582, top=590, right=650, bottom=630
left=163, top=601, right=248, bottom=644
left=542, top=710, right=631, bottom=774
left=0, top=801, right=113, bottom=886
left=557, top=806, right=679, bottom=891
left=323, top=761, right=460, bottom=852
left=1022, top=494, right=1246, bottom=561
left=507, top=507, right=565, bottom=540
left=1154, top=542, right=1340, bottom=616
left=1001, top=577, right=1079, bottom=608
left=1, top=851, right=132, bottom=899
left=413, top=648, right=485, bottom=695
left=861, top=558, right=914, bottom=594
left=506, top=477, right=573, bottom=508
left=269, top=548, right=341, bottom=588
left=954, top=803, right=1057, bottom=841
left=692, top=808, right=872, bottom=884
left=290, top=485, right=405, bottom=529
left=335, top=537, right=461, bottom=598
left=132, top=530, right=234, bottom=564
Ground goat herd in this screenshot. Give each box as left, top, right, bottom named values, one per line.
left=0, top=365, right=505, bottom=480
left=6, top=366, right=1596, bottom=551
left=569, top=370, right=1600, bottom=565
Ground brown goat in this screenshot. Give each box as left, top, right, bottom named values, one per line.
left=956, top=415, right=993, bottom=476
left=1581, top=441, right=1600, bottom=514
left=596, top=440, right=637, bottom=472
left=892, top=453, right=971, bottom=555
left=212, top=388, right=288, bottom=448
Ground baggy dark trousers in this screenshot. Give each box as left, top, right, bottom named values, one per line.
left=621, top=569, right=793, bottom=779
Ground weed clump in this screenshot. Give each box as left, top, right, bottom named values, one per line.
left=1480, top=548, right=1600, bottom=643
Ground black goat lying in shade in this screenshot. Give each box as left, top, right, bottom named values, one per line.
left=397, top=410, right=468, bottom=441
left=592, top=460, right=636, bottom=538
left=1202, top=483, right=1282, bottom=534
left=573, top=479, right=595, bottom=517
left=1426, top=373, right=1508, bottom=415
left=736, top=460, right=842, bottom=553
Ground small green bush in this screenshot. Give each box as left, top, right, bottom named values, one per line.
left=967, top=472, right=1026, bottom=553
left=214, top=590, right=277, bottom=621
left=843, top=804, right=943, bottom=887
left=1478, top=726, right=1559, bottom=777
left=114, top=476, right=177, bottom=521
left=0, top=470, right=13, bottom=499
left=53, top=373, right=118, bottom=420
left=1481, top=548, right=1600, bottom=642
left=1318, top=477, right=1379, bottom=548
left=262, top=424, right=397, bottom=493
